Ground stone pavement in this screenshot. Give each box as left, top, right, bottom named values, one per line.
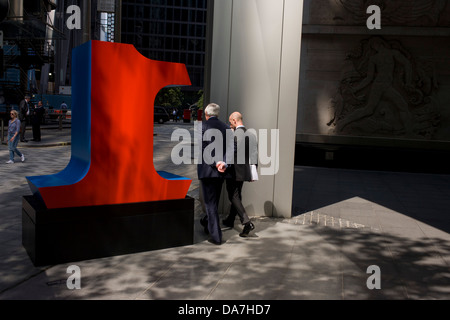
left=0, top=122, right=449, bottom=300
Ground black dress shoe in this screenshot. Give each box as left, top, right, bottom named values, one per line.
left=200, top=216, right=209, bottom=235
left=222, top=217, right=234, bottom=228
left=239, top=222, right=255, bottom=237
left=200, top=216, right=207, bottom=226
left=208, top=239, right=222, bottom=245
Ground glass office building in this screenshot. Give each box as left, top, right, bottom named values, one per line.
left=121, top=0, right=208, bottom=91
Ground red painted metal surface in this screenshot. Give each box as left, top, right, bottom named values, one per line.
left=38, top=41, right=192, bottom=209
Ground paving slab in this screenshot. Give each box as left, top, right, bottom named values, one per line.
left=0, top=122, right=449, bottom=300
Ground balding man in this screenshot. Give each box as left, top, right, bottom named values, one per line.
left=222, top=112, right=257, bottom=237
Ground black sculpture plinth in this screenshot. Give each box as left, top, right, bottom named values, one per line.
left=22, top=195, right=194, bottom=266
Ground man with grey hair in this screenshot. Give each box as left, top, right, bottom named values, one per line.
left=197, top=103, right=231, bottom=245
left=19, top=94, right=31, bottom=142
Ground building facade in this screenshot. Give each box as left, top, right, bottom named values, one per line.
left=296, top=0, right=450, bottom=174
left=0, top=0, right=59, bottom=103
left=121, top=0, right=208, bottom=91
left=206, top=0, right=450, bottom=218
left=53, top=0, right=119, bottom=93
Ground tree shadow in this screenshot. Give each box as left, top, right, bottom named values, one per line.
left=2, top=135, right=449, bottom=299
left=1, top=212, right=449, bottom=299
left=65, top=220, right=450, bottom=299
left=311, top=225, right=450, bottom=299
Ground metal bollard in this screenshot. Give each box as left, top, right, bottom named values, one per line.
left=59, top=115, right=63, bottom=130
left=1, top=119, right=4, bottom=142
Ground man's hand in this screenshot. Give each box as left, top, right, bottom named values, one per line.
left=216, top=161, right=227, bottom=173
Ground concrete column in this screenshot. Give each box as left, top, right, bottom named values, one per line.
left=9, top=0, right=23, bottom=20
left=207, top=0, right=304, bottom=218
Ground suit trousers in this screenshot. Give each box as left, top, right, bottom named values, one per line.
left=225, top=179, right=250, bottom=225
left=32, top=121, right=41, bottom=141
left=201, top=178, right=224, bottom=243
left=20, top=119, right=27, bottom=141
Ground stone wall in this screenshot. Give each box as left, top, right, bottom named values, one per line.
left=298, top=0, right=450, bottom=149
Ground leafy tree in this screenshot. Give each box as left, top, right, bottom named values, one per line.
left=196, top=90, right=204, bottom=109
left=155, top=87, right=183, bottom=108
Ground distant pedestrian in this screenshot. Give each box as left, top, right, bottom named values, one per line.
left=6, top=110, right=25, bottom=164
left=31, top=100, right=45, bottom=142
left=173, top=108, right=178, bottom=122
left=19, top=94, right=31, bottom=142
left=60, top=101, right=68, bottom=109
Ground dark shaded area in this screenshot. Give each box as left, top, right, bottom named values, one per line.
left=295, top=142, right=450, bottom=174
left=292, top=165, right=450, bottom=233
left=22, top=194, right=194, bottom=266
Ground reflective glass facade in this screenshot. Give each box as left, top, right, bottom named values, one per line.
left=121, top=0, right=207, bottom=91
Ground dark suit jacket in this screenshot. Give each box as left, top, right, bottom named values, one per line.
left=19, top=99, right=30, bottom=121
left=31, top=105, right=45, bottom=124
left=230, top=126, right=258, bottom=182
left=197, top=117, right=232, bottom=180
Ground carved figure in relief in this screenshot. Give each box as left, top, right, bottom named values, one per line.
left=338, top=37, right=414, bottom=135
left=328, top=37, right=440, bottom=139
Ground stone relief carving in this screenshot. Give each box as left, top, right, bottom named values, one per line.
left=328, top=36, right=440, bottom=139
left=336, top=0, right=449, bottom=26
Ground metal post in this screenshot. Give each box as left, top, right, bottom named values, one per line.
left=82, top=0, right=91, bottom=43
left=1, top=119, right=4, bottom=142
left=59, top=115, right=62, bottom=130
left=203, top=0, right=214, bottom=105
left=9, top=0, right=23, bottom=21
left=115, top=0, right=121, bottom=42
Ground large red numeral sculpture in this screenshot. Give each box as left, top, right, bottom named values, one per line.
left=26, top=41, right=192, bottom=209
